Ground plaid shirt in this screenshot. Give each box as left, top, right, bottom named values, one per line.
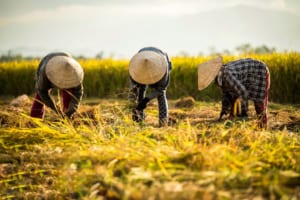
left=220, top=58, right=269, bottom=103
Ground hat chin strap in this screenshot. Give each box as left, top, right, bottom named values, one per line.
left=217, top=71, right=223, bottom=87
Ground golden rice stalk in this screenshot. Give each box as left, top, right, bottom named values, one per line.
left=233, top=98, right=241, bottom=117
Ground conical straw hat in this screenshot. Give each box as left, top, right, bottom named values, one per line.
left=198, top=56, right=223, bottom=90
left=129, top=50, right=168, bottom=85
left=45, top=56, right=84, bottom=89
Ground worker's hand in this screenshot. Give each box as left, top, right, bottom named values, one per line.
left=132, top=109, right=144, bottom=122
left=65, top=113, right=74, bottom=120
left=218, top=111, right=226, bottom=121
left=56, top=109, right=65, bottom=119
left=136, top=97, right=150, bottom=111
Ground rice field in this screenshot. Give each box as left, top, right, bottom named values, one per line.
left=0, top=96, right=299, bottom=199
left=1, top=52, right=300, bottom=103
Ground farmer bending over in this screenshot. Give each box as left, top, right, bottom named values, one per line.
left=30, top=52, right=84, bottom=119
left=198, top=56, right=270, bottom=128
left=128, top=47, right=172, bottom=126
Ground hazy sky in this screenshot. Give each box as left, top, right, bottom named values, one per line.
left=0, top=0, right=299, bottom=58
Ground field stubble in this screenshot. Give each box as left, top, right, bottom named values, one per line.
left=0, top=96, right=299, bottom=199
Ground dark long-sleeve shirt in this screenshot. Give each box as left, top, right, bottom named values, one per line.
left=129, top=47, right=172, bottom=123
left=35, top=52, right=83, bottom=116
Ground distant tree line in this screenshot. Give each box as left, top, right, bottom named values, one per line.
left=234, top=43, right=277, bottom=54
left=0, top=44, right=279, bottom=61
left=0, top=51, right=27, bottom=61
left=207, top=43, right=277, bottom=56
left=0, top=50, right=105, bottom=62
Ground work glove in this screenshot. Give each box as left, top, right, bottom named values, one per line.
left=65, top=111, right=74, bottom=120
left=136, top=97, right=150, bottom=111
left=219, top=97, right=231, bottom=121
left=218, top=111, right=227, bottom=121
left=132, top=109, right=145, bottom=122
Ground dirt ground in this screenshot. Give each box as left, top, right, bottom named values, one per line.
left=0, top=95, right=300, bottom=133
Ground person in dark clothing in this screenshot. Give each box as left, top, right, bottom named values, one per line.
left=198, top=56, right=270, bottom=128
left=128, top=47, right=172, bottom=126
left=30, top=52, right=84, bottom=119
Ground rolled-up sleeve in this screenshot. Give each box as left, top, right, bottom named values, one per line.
left=64, top=84, right=83, bottom=117
left=36, top=70, right=57, bottom=112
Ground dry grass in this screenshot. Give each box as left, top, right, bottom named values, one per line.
left=0, top=96, right=299, bottom=199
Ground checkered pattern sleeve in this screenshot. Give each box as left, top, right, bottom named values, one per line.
left=128, top=78, right=146, bottom=105
left=223, top=68, right=249, bottom=100
left=157, top=90, right=168, bottom=125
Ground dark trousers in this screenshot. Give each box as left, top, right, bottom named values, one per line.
left=254, top=70, right=270, bottom=128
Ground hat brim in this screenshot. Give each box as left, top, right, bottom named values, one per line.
left=129, top=51, right=168, bottom=85
left=198, top=56, right=223, bottom=90
left=46, top=56, right=84, bottom=89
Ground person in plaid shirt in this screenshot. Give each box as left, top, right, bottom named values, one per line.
left=128, top=47, right=172, bottom=126
left=198, top=57, right=270, bottom=128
